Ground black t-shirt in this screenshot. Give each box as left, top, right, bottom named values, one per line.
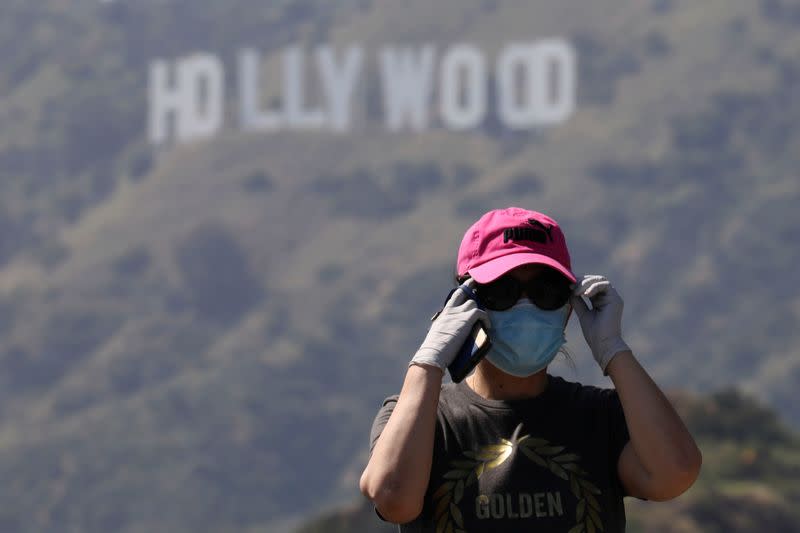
left=369, top=375, right=632, bottom=533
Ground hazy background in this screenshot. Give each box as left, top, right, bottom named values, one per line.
left=0, top=0, right=798, bottom=532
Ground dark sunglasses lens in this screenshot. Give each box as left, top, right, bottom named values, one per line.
left=528, top=276, right=571, bottom=310
left=476, top=277, right=520, bottom=310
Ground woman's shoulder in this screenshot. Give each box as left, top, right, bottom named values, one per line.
left=548, top=375, right=622, bottom=409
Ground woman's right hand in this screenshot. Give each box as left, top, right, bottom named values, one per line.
left=361, top=281, right=489, bottom=524
left=409, top=278, right=491, bottom=372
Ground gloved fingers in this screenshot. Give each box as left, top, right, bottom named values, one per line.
left=572, top=274, right=606, bottom=296
left=603, top=286, right=624, bottom=308
left=452, top=297, right=478, bottom=314
left=459, top=277, right=480, bottom=305
left=588, top=285, right=624, bottom=309
left=452, top=303, right=490, bottom=329
left=444, top=286, right=468, bottom=309
left=573, top=275, right=611, bottom=300
left=443, top=278, right=478, bottom=309
left=472, top=308, right=491, bottom=330
left=569, top=294, right=590, bottom=318
left=579, top=274, right=606, bottom=283
left=584, top=280, right=611, bottom=299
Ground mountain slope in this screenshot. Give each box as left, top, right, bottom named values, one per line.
left=0, top=0, right=798, bottom=531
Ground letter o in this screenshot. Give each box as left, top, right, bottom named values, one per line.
left=490, top=493, right=505, bottom=519
left=496, top=40, right=575, bottom=129
left=439, top=45, right=487, bottom=130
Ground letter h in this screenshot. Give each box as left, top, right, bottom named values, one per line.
left=148, top=60, right=183, bottom=144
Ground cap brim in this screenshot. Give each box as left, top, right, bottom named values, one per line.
left=467, top=253, right=576, bottom=284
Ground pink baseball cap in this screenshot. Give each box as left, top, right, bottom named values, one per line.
left=457, top=207, right=576, bottom=284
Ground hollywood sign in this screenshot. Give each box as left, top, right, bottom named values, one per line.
left=148, top=41, right=576, bottom=144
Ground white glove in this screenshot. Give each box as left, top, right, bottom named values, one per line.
left=410, top=278, right=491, bottom=372
left=570, top=274, right=630, bottom=375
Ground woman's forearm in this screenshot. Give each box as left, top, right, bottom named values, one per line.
left=359, top=364, right=443, bottom=523
left=607, top=351, right=702, bottom=491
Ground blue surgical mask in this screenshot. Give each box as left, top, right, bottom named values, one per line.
left=485, top=301, right=570, bottom=377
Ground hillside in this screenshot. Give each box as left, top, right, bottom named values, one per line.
left=0, top=0, right=799, bottom=531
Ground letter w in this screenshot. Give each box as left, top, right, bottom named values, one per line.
left=379, top=46, right=435, bottom=131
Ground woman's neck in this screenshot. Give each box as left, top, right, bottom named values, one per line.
left=466, top=361, right=549, bottom=401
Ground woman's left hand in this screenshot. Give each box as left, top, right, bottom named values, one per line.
left=569, top=274, right=631, bottom=374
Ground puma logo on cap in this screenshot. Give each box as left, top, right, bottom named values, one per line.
left=504, top=220, right=554, bottom=244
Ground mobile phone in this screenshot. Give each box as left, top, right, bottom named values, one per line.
left=436, top=283, right=492, bottom=383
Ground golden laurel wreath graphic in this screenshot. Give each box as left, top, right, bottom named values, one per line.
left=432, top=434, right=604, bottom=533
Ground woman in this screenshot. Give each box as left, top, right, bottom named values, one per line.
left=360, top=207, right=702, bottom=532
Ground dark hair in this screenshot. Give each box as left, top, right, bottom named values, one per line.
left=454, top=266, right=468, bottom=286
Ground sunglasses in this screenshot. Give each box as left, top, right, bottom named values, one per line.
left=472, top=270, right=572, bottom=311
